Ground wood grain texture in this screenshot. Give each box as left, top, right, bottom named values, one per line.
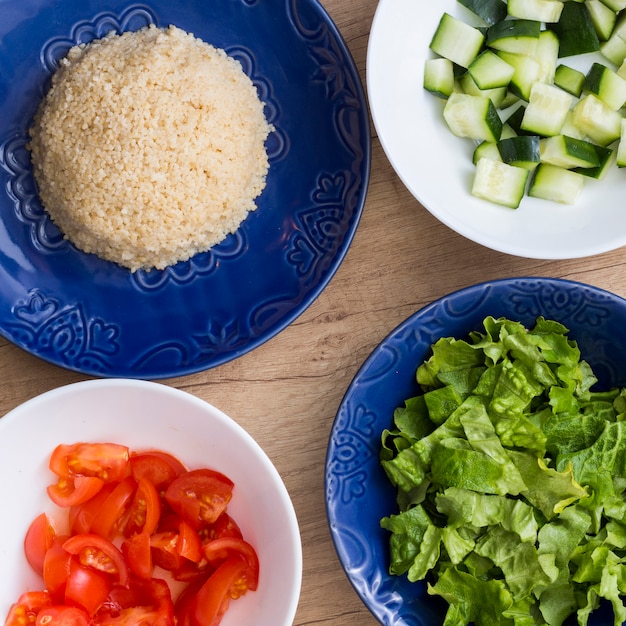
left=3, top=1, right=626, bottom=624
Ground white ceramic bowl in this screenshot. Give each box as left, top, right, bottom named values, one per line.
left=0, top=379, right=302, bottom=626
left=367, top=0, right=626, bottom=259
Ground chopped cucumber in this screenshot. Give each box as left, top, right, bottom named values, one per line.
left=443, top=93, right=503, bottom=142
left=554, top=64, right=586, bottom=97
left=599, top=31, right=626, bottom=66
left=486, top=19, right=541, bottom=54
left=469, top=50, right=515, bottom=90
left=497, top=51, right=543, bottom=100
left=548, top=2, right=601, bottom=57
left=471, top=158, right=530, bottom=208
left=424, top=3, right=626, bottom=210
left=583, top=62, right=626, bottom=110
left=457, top=0, right=508, bottom=25
left=430, top=13, right=485, bottom=68
left=599, top=0, right=626, bottom=11
left=459, top=72, right=508, bottom=107
left=507, top=0, right=564, bottom=23
left=573, top=144, right=615, bottom=178
left=539, top=135, right=601, bottom=168
left=528, top=164, right=585, bottom=204
left=617, top=119, right=626, bottom=166
left=585, top=0, right=617, bottom=41
left=498, top=135, right=541, bottom=169
left=520, top=82, right=573, bottom=136
left=424, top=58, right=455, bottom=99
left=572, top=94, right=623, bottom=145
left=534, top=29, right=560, bottom=84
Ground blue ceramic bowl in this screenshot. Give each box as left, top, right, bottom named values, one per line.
left=325, top=277, right=626, bottom=626
left=0, top=0, right=370, bottom=378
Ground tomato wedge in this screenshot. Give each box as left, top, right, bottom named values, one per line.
left=122, top=531, right=153, bottom=580
left=25, top=512, right=57, bottom=576
left=47, top=475, right=105, bottom=508
left=192, top=556, right=249, bottom=626
left=64, top=557, right=112, bottom=615
left=35, top=605, right=91, bottom=626
left=69, top=483, right=116, bottom=535
left=62, top=534, right=129, bottom=587
left=202, top=537, right=259, bottom=591
left=95, top=577, right=174, bottom=626
left=4, top=591, right=52, bottom=626
left=164, top=469, right=234, bottom=528
left=44, top=536, right=72, bottom=602
left=49, top=443, right=130, bottom=482
left=124, top=478, right=161, bottom=537
left=89, top=476, right=137, bottom=540
left=130, top=451, right=186, bottom=491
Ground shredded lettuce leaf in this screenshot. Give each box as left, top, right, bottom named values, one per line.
left=380, top=316, right=626, bottom=625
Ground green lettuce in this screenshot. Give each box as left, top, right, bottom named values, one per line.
left=380, top=316, right=626, bottom=625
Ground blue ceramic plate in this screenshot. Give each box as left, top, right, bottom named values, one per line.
left=0, top=0, right=369, bottom=378
left=325, top=277, right=626, bottom=626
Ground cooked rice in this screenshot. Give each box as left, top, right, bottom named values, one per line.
left=28, top=24, right=273, bottom=272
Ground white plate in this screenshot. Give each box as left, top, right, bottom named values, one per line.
left=367, top=0, right=626, bottom=259
left=0, top=380, right=302, bottom=626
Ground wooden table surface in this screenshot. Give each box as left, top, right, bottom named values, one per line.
left=3, top=1, right=626, bottom=624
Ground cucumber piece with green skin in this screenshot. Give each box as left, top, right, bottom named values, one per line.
left=554, top=64, right=586, bottom=97
left=520, top=82, right=573, bottom=137
left=599, top=31, right=626, bottom=66
left=616, top=119, right=626, bottom=166
left=424, top=58, right=455, bottom=98
left=534, top=29, right=560, bottom=84
left=471, top=158, right=530, bottom=208
left=585, top=0, right=617, bottom=41
left=468, top=50, right=515, bottom=89
left=573, top=144, right=615, bottom=178
left=496, top=51, right=543, bottom=100
left=430, top=13, right=485, bottom=68
left=539, top=135, right=601, bottom=168
left=497, top=135, right=541, bottom=169
left=507, top=0, right=564, bottom=23
left=443, top=93, right=503, bottom=142
left=528, top=164, right=585, bottom=204
left=599, top=0, right=626, bottom=11
left=583, top=62, right=626, bottom=110
left=572, top=93, right=622, bottom=145
left=459, top=72, right=508, bottom=107
left=458, top=0, right=507, bottom=25
left=548, top=2, right=600, bottom=57
left=472, top=125, right=517, bottom=165
left=486, top=19, right=541, bottom=54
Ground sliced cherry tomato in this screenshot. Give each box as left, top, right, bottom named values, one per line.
left=24, top=512, right=57, bottom=576
left=129, top=451, right=186, bottom=491
left=35, top=605, right=91, bottom=626
left=95, top=578, right=174, bottom=626
left=124, top=477, right=161, bottom=537
left=150, top=531, right=184, bottom=572
left=68, top=483, right=116, bottom=535
left=4, top=591, right=52, bottom=626
left=62, top=533, right=129, bottom=587
left=49, top=443, right=130, bottom=482
left=192, top=556, right=249, bottom=626
left=202, top=537, right=259, bottom=591
left=89, top=476, right=137, bottom=540
left=164, top=469, right=234, bottom=529
left=64, top=557, right=112, bottom=615
left=122, top=531, right=153, bottom=580
left=173, top=579, right=204, bottom=626
left=47, top=475, right=105, bottom=508
left=203, top=513, right=243, bottom=541
left=43, top=536, right=72, bottom=602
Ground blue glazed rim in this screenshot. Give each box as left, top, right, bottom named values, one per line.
left=325, top=277, right=626, bottom=626
left=0, top=0, right=370, bottom=379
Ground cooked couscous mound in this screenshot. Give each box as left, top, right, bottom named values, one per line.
left=28, top=25, right=273, bottom=272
